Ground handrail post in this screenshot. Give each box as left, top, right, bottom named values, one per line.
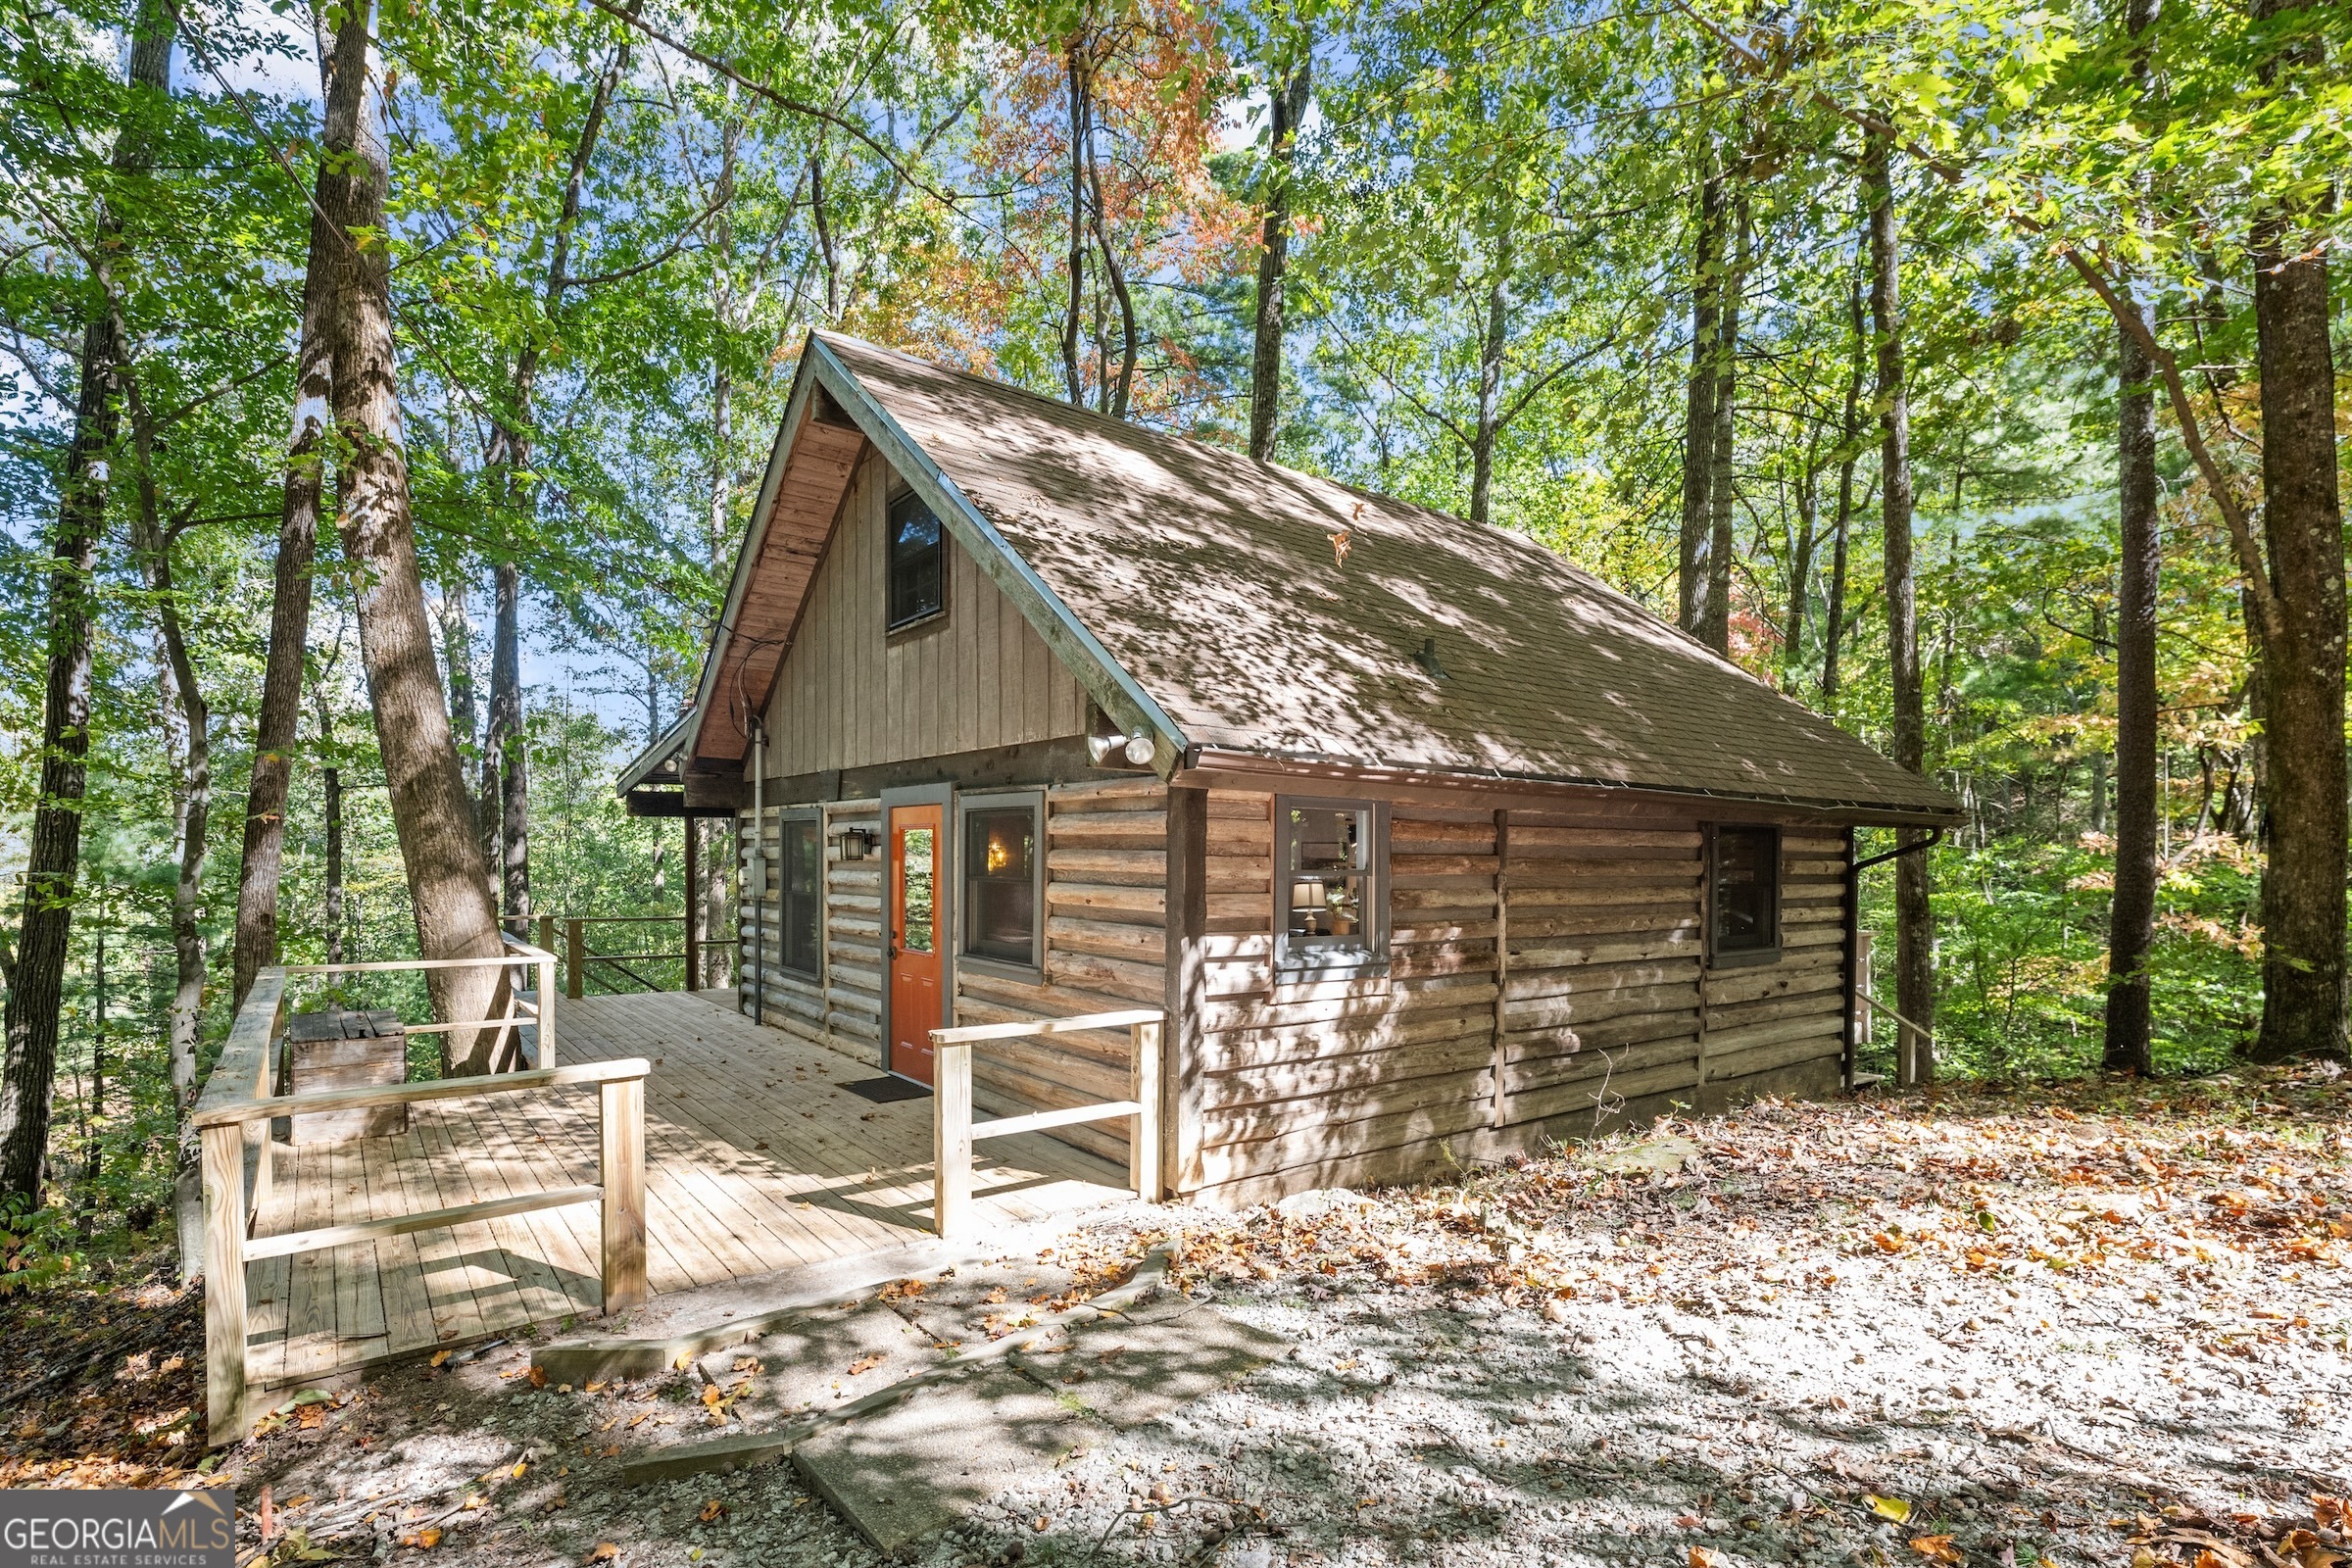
left=565, top=918, right=584, bottom=1000
left=202, top=1121, right=248, bottom=1446
left=599, top=1074, right=647, bottom=1312
left=537, top=953, right=558, bottom=1067
left=933, top=1037, right=972, bottom=1239
left=1129, top=1018, right=1161, bottom=1202
left=537, top=913, right=555, bottom=960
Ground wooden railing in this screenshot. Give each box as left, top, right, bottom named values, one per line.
left=929, top=1008, right=1162, bottom=1240
left=195, top=937, right=648, bottom=1446
left=537, top=914, right=691, bottom=999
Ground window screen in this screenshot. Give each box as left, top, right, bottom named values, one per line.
left=962, top=805, right=1038, bottom=965
left=887, top=492, right=945, bottom=629
left=1276, top=799, right=1385, bottom=974
left=1710, top=824, right=1780, bottom=958
left=779, top=816, right=822, bottom=977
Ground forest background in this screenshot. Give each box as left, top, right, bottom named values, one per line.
left=0, top=0, right=2344, bottom=1266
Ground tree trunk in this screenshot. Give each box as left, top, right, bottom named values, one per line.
left=1785, top=447, right=1818, bottom=688
left=1248, top=53, right=1311, bottom=462
left=318, top=0, right=508, bottom=1070
left=478, top=25, right=627, bottom=942
left=1699, top=190, right=1747, bottom=655
left=0, top=4, right=173, bottom=1203
left=126, top=396, right=211, bottom=1275
left=2103, top=261, right=2160, bottom=1077
left=490, top=562, right=528, bottom=934
left=1819, top=264, right=1867, bottom=709
left=1468, top=254, right=1510, bottom=527
left=2247, top=45, right=2347, bottom=1059
left=320, top=692, right=346, bottom=966
left=1061, top=49, right=1088, bottom=406
left=230, top=129, right=337, bottom=1012
left=2103, top=0, right=2163, bottom=1075
left=1865, top=126, right=1935, bottom=1086
left=1678, top=147, right=1724, bottom=638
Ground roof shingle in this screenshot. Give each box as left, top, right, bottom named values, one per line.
left=816, top=331, right=1960, bottom=820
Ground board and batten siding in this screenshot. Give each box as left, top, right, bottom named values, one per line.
left=951, top=777, right=1169, bottom=1164
left=1185, top=790, right=1851, bottom=1206
left=759, top=449, right=1090, bottom=779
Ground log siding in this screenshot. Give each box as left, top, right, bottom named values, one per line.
left=1186, top=790, right=1850, bottom=1206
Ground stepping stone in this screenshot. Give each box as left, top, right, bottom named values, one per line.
left=694, top=1298, right=941, bottom=1430
left=885, top=1262, right=1076, bottom=1348
left=1009, top=1301, right=1286, bottom=1430
left=790, top=1366, right=1093, bottom=1553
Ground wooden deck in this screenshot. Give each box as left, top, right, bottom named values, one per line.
left=241, top=990, right=1130, bottom=1393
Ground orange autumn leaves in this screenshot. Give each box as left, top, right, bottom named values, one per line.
left=860, top=0, right=1256, bottom=428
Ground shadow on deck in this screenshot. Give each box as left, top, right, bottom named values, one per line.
left=241, top=990, right=1130, bottom=1395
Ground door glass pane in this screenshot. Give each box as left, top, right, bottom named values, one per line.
left=901, top=826, right=934, bottom=952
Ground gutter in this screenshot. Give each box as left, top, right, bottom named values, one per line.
left=1842, top=828, right=1943, bottom=1090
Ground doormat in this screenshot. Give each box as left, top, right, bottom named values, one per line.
left=840, top=1076, right=931, bottom=1103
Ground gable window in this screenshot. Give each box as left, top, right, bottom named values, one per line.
left=779, top=813, right=823, bottom=978
left=1275, top=798, right=1389, bottom=978
left=887, top=490, right=945, bottom=630
left=1707, top=823, right=1781, bottom=964
left=960, top=794, right=1041, bottom=969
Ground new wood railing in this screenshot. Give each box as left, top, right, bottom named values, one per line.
left=928, top=1008, right=1162, bottom=1240
left=196, top=937, right=648, bottom=1446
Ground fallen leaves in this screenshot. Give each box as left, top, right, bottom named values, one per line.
left=1909, top=1536, right=1963, bottom=1563
left=1866, top=1494, right=1914, bottom=1524
left=846, top=1353, right=886, bottom=1376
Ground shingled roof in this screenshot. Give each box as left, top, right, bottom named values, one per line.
left=691, top=332, right=1961, bottom=822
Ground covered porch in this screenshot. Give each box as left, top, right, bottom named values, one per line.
left=233, top=989, right=1131, bottom=1401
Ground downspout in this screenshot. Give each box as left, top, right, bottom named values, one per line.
left=1842, top=826, right=1943, bottom=1089
left=752, top=719, right=766, bottom=1029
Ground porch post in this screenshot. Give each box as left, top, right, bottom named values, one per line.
left=1129, top=1018, right=1162, bottom=1201
left=682, top=816, right=700, bottom=993
left=933, top=1038, right=972, bottom=1239
left=599, top=1075, right=648, bottom=1312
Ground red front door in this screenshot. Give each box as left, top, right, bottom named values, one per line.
left=888, top=805, right=943, bottom=1084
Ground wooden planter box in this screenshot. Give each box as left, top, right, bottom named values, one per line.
left=287, top=1010, right=410, bottom=1144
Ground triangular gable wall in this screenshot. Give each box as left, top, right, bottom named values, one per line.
left=685, top=338, right=1184, bottom=776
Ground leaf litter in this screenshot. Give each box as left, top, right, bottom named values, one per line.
left=0, top=1059, right=2338, bottom=1568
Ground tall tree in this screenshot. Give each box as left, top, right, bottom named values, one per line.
left=318, top=0, right=509, bottom=1070
left=124, top=389, right=209, bottom=1271
left=0, top=0, right=174, bottom=1202
left=1678, top=144, right=1725, bottom=641
left=1699, top=184, right=1748, bottom=654
left=2101, top=0, right=2162, bottom=1078
left=1248, top=47, right=1311, bottom=462
left=1864, top=124, right=1934, bottom=1086
left=481, top=14, right=634, bottom=938
left=2245, top=0, right=2346, bottom=1061
left=229, top=10, right=338, bottom=1011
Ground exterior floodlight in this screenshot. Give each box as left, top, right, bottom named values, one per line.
left=1086, top=732, right=1117, bottom=765
left=1123, top=729, right=1153, bottom=766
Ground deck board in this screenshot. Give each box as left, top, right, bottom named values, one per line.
left=240, top=990, right=1130, bottom=1393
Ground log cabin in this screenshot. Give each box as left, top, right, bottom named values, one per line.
left=619, top=331, right=1965, bottom=1209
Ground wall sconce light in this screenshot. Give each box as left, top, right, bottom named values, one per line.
left=833, top=825, right=874, bottom=861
